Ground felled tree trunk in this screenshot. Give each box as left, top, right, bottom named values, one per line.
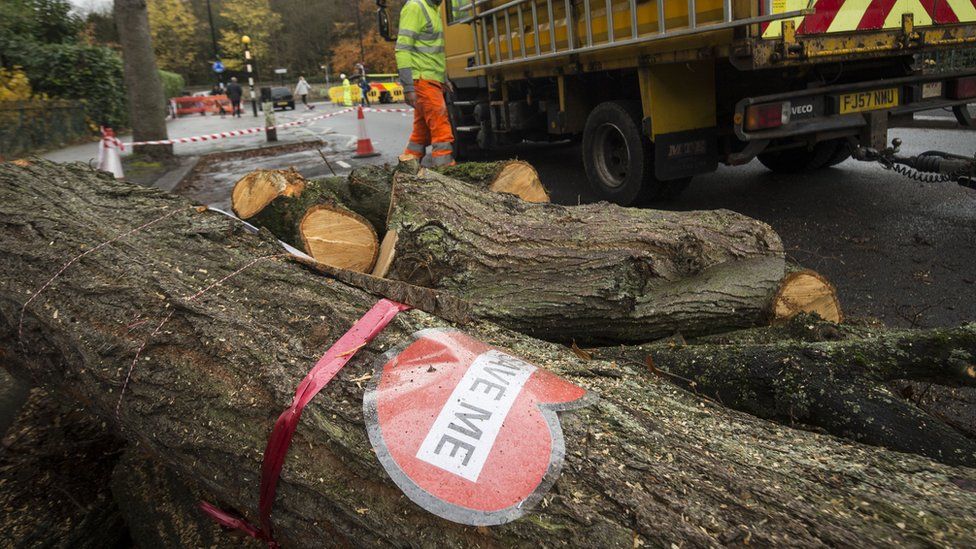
left=598, top=315, right=976, bottom=466
left=0, top=388, right=126, bottom=548
left=231, top=170, right=379, bottom=272
left=3, top=161, right=976, bottom=547
left=384, top=172, right=792, bottom=343
left=889, top=381, right=976, bottom=439
left=112, top=449, right=255, bottom=548
left=233, top=161, right=549, bottom=237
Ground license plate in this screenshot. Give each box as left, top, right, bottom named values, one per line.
left=922, top=82, right=943, bottom=99
left=838, top=88, right=899, bottom=114
left=276, top=101, right=288, bottom=106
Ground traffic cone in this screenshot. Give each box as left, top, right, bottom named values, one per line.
left=98, top=126, right=125, bottom=179
left=353, top=106, right=380, bottom=158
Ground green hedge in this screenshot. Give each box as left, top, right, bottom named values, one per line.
left=158, top=69, right=185, bottom=100
left=19, top=43, right=127, bottom=128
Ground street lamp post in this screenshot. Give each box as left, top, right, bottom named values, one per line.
left=242, top=35, right=258, bottom=117
left=354, top=2, right=366, bottom=65
left=205, top=0, right=221, bottom=87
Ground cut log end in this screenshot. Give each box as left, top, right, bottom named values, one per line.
left=771, top=270, right=843, bottom=323
left=299, top=204, right=379, bottom=273
left=487, top=161, right=550, bottom=203
left=371, top=230, right=398, bottom=278
left=231, top=168, right=305, bottom=219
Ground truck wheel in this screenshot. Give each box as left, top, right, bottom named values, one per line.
left=823, top=139, right=852, bottom=168
left=583, top=100, right=689, bottom=205
left=758, top=140, right=837, bottom=173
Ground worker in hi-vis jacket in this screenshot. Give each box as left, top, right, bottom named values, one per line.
left=395, top=0, right=455, bottom=166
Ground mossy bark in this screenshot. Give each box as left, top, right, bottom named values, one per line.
left=386, top=172, right=788, bottom=344
left=4, top=161, right=976, bottom=548
left=598, top=316, right=976, bottom=466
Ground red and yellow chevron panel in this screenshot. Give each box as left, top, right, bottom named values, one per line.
left=762, top=0, right=976, bottom=38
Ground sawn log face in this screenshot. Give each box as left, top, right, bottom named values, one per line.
left=2, top=162, right=976, bottom=547
left=386, top=173, right=787, bottom=343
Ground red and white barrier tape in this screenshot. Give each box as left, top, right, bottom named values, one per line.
left=363, top=107, right=414, bottom=114
left=120, top=107, right=365, bottom=147
left=100, top=126, right=125, bottom=151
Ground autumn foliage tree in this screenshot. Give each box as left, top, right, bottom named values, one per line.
left=330, top=29, right=395, bottom=75
left=218, top=0, right=282, bottom=71
left=147, top=0, right=202, bottom=74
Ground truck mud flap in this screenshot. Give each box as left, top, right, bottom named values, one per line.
left=654, top=128, right=718, bottom=180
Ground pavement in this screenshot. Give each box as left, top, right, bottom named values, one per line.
left=41, top=101, right=976, bottom=330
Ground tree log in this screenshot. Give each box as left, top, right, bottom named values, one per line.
left=598, top=315, right=976, bottom=466
left=0, top=388, right=126, bottom=548
left=233, top=161, right=549, bottom=238
left=232, top=170, right=379, bottom=272
left=384, top=172, right=791, bottom=343
left=111, top=449, right=255, bottom=548
left=3, top=161, right=976, bottom=547
left=436, top=160, right=549, bottom=202
left=889, top=381, right=976, bottom=439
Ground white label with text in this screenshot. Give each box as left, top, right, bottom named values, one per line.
left=415, top=350, right=535, bottom=482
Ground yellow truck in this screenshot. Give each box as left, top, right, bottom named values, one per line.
left=378, top=0, right=976, bottom=204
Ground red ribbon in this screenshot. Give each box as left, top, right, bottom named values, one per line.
left=200, top=298, right=411, bottom=546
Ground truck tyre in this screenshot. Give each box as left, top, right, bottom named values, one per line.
left=583, top=100, right=688, bottom=206
left=823, top=139, right=852, bottom=168
left=758, top=140, right=837, bottom=173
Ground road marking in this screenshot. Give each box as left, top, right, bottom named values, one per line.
left=336, top=160, right=351, bottom=169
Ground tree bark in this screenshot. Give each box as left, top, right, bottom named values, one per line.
left=112, top=449, right=256, bottom=548
left=0, top=388, right=126, bottom=548
left=597, top=316, right=976, bottom=466
left=114, top=0, right=172, bottom=158
left=3, top=161, right=976, bottom=547
left=889, top=381, right=976, bottom=439
left=385, top=171, right=789, bottom=344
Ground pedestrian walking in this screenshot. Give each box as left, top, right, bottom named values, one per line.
left=226, top=77, right=243, bottom=118
left=396, top=0, right=455, bottom=166
left=358, top=76, right=371, bottom=107
left=341, top=73, right=353, bottom=107
left=210, top=82, right=227, bottom=117
left=295, top=75, right=314, bottom=110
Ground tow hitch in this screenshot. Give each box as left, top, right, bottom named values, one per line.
left=853, top=138, right=976, bottom=189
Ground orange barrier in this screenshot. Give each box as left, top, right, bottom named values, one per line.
left=171, top=95, right=232, bottom=117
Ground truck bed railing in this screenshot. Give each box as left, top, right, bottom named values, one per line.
left=460, top=0, right=813, bottom=70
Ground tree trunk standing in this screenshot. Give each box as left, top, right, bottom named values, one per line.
left=385, top=172, right=788, bottom=344
left=114, top=0, right=172, bottom=158
left=3, top=161, right=976, bottom=547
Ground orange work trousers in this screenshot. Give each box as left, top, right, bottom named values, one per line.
left=402, top=79, right=455, bottom=166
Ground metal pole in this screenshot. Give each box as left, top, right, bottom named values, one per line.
left=355, top=3, right=366, bottom=65
left=205, top=0, right=221, bottom=86
left=245, top=43, right=258, bottom=117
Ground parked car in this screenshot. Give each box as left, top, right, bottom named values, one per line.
left=270, top=87, right=295, bottom=110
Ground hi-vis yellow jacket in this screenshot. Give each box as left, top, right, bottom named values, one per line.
left=395, top=0, right=445, bottom=92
